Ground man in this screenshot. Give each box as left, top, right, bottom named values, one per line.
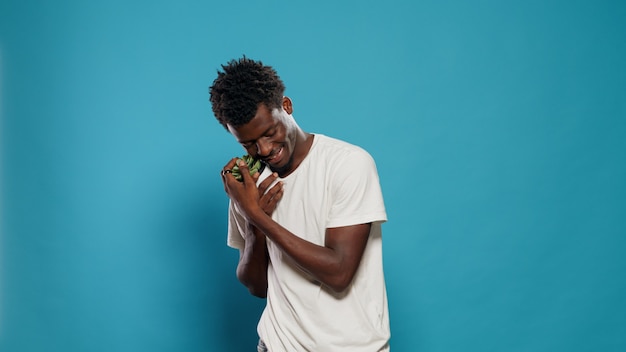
left=209, top=57, right=391, bottom=351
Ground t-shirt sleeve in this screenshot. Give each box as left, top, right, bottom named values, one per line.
left=227, top=200, right=245, bottom=250
left=326, top=147, right=387, bottom=228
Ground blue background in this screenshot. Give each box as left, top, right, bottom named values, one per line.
left=1, top=0, right=625, bottom=351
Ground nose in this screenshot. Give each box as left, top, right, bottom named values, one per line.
left=256, top=138, right=272, bottom=157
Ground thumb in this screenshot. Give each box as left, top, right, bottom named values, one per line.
left=238, top=159, right=253, bottom=183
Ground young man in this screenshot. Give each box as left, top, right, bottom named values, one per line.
left=209, top=57, right=391, bottom=351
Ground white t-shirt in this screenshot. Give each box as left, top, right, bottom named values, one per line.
left=227, top=134, right=390, bottom=351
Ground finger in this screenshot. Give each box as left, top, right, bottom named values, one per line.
left=221, top=168, right=235, bottom=191
left=237, top=159, right=254, bottom=184
left=222, top=157, right=239, bottom=172
left=221, top=170, right=231, bottom=193
left=264, top=179, right=282, bottom=195
left=220, top=158, right=242, bottom=192
left=261, top=181, right=282, bottom=201
left=221, top=157, right=239, bottom=180
left=262, top=182, right=284, bottom=213
left=258, top=172, right=279, bottom=194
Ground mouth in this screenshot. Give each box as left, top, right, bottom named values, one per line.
left=264, top=146, right=284, bottom=165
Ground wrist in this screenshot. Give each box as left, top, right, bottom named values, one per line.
left=246, top=206, right=269, bottom=229
left=245, top=222, right=265, bottom=238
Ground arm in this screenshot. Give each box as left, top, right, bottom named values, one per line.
left=253, top=213, right=371, bottom=293
left=223, top=159, right=283, bottom=298
left=223, top=159, right=370, bottom=293
left=236, top=224, right=270, bottom=298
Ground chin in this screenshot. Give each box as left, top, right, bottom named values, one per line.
left=270, top=156, right=294, bottom=176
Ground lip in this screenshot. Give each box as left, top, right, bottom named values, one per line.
left=265, top=146, right=284, bottom=165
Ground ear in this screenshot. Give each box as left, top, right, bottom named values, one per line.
left=282, top=96, right=293, bottom=114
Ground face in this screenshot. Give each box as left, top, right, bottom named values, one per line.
left=227, top=98, right=299, bottom=176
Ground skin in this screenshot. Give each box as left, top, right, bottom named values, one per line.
left=221, top=97, right=371, bottom=296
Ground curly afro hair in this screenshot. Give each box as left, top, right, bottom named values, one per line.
left=209, top=57, right=286, bottom=130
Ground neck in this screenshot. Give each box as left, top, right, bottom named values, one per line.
left=280, top=130, right=314, bottom=177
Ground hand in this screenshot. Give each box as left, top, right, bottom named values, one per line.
left=221, top=158, right=259, bottom=216
left=255, top=171, right=283, bottom=216
left=221, top=158, right=282, bottom=220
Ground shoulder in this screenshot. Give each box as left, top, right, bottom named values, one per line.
left=310, top=134, right=379, bottom=179
left=313, top=134, right=375, bottom=163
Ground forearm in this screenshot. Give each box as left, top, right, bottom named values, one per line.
left=249, top=211, right=358, bottom=293
left=237, top=226, right=269, bottom=298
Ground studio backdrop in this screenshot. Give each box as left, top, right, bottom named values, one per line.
left=1, top=1, right=625, bottom=351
